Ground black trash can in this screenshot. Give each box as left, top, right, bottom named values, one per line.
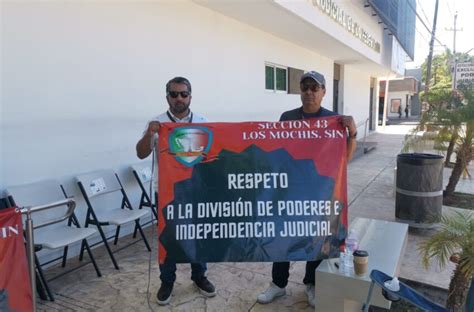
left=396, top=153, right=444, bottom=228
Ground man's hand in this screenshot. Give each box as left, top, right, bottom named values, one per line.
left=339, top=115, right=357, bottom=137
left=136, top=121, right=161, bottom=159
left=338, top=115, right=357, bottom=161
left=146, top=121, right=161, bottom=137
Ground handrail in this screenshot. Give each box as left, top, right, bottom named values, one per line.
left=355, top=119, right=367, bottom=128
left=20, top=198, right=76, bottom=229
left=362, top=118, right=369, bottom=153
left=20, top=197, right=76, bottom=312
left=355, top=118, right=370, bottom=153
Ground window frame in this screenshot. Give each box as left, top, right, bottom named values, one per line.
left=265, top=62, right=288, bottom=93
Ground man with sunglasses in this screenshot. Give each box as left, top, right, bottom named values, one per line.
left=136, top=76, right=215, bottom=305
left=257, top=71, right=357, bottom=307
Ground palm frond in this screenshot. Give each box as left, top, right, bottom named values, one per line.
left=419, top=231, right=459, bottom=270
left=418, top=211, right=474, bottom=272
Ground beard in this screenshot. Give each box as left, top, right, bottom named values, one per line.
left=170, top=102, right=190, bottom=115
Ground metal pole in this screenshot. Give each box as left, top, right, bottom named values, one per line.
left=452, top=12, right=458, bottom=90
left=19, top=198, right=75, bottom=311
left=424, top=0, right=439, bottom=104
left=362, top=281, right=376, bottom=312
left=453, top=13, right=457, bottom=55
left=446, top=12, right=462, bottom=90
left=24, top=209, right=36, bottom=312
left=382, top=77, right=389, bottom=130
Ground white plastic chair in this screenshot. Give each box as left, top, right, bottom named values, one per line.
left=6, top=179, right=101, bottom=301
left=75, top=169, right=151, bottom=270
left=131, top=162, right=158, bottom=221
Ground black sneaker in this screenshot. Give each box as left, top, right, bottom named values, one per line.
left=194, top=277, right=216, bottom=297
left=156, top=282, right=173, bottom=305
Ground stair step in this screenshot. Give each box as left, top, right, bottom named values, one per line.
left=364, top=143, right=377, bottom=154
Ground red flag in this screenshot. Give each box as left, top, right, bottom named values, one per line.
left=0, top=207, right=33, bottom=312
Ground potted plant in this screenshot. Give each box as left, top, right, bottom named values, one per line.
left=418, top=211, right=474, bottom=311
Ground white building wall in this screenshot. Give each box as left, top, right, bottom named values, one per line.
left=387, top=91, right=409, bottom=118
left=1, top=1, right=338, bottom=188
left=342, top=66, right=371, bottom=134
left=1, top=1, right=357, bottom=262
left=276, top=0, right=386, bottom=66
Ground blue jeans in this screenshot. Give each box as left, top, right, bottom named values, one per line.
left=159, top=257, right=207, bottom=284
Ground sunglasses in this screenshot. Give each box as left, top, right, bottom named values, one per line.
left=300, top=84, right=321, bottom=92
left=167, top=91, right=190, bottom=98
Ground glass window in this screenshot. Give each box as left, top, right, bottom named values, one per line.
left=265, top=65, right=274, bottom=90
left=276, top=67, right=287, bottom=91
left=265, top=63, right=287, bottom=92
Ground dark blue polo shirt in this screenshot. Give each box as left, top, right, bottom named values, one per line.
left=280, top=107, right=338, bottom=121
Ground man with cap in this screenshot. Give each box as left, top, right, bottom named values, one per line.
left=136, top=76, right=216, bottom=305
left=257, top=70, right=357, bottom=307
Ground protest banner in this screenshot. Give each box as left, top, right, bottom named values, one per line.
left=157, top=116, right=348, bottom=263
left=0, top=207, right=33, bottom=312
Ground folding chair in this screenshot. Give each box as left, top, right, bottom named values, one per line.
left=363, top=270, right=449, bottom=312
left=76, top=169, right=151, bottom=270
left=131, top=162, right=158, bottom=224
left=0, top=196, right=14, bottom=210
left=6, top=180, right=101, bottom=302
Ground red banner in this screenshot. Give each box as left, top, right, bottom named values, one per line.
left=0, top=207, right=33, bottom=312
left=157, top=117, right=348, bottom=264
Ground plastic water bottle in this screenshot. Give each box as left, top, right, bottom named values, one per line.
left=344, top=230, right=359, bottom=270
left=339, top=252, right=346, bottom=274
left=346, top=230, right=359, bottom=252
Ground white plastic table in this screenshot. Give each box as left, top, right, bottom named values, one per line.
left=315, top=218, right=408, bottom=312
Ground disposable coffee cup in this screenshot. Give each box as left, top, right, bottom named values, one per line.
left=353, top=250, right=369, bottom=275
